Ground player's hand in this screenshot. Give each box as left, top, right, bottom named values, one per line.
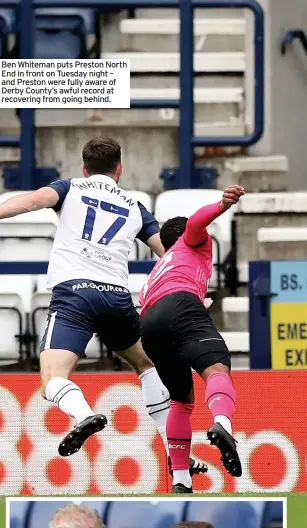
left=204, top=297, right=213, bottom=309
left=220, top=184, right=245, bottom=211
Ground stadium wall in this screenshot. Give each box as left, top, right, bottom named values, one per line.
left=38, top=126, right=177, bottom=195
left=0, top=371, right=305, bottom=496
left=251, top=0, right=307, bottom=190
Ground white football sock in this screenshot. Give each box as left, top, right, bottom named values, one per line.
left=139, top=367, right=170, bottom=456
left=173, top=469, right=192, bottom=488
left=214, top=415, right=232, bottom=435
left=45, top=376, right=95, bottom=425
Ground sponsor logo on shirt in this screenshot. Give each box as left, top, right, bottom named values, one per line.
left=72, top=282, right=128, bottom=293
left=81, top=247, right=93, bottom=259
left=81, top=248, right=112, bottom=262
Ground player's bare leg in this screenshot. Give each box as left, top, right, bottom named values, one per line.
left=116, top=340, right=207, bottom=478
left=40, top=349, right=107, bottom=456
left=203, top=363, right=242, bottom=477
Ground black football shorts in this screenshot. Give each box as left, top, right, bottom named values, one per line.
left=140, top=291, right=230, bottom=401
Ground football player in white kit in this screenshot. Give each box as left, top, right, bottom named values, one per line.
left=0, top=137, right=206, bottom=478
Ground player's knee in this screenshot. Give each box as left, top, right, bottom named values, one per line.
left=202, top=361, right=230, bottom=382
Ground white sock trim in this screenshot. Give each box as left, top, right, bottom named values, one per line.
left=45, top=376, right=95, bottom=424
left=214, top=415, right=232, bottom=435
left=45, top=376, right=74, bottom=403
left=139, top=366, right=156, bottom=381
left=173, top=469, right=192, bottom=488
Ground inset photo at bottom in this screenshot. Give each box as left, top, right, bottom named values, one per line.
left=7, top=498, right=285, bottom=528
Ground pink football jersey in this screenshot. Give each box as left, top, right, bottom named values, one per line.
left=140, top=234, right=213, bottom=315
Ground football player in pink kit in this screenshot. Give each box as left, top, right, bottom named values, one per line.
left=139, top=185, right=245, bottom=494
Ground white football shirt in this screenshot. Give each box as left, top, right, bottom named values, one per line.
left=46, top=174, right=159, bottom=289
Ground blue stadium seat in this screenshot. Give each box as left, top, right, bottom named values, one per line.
left=185, top=500, right=266, bottom=528
left=9, top=501, right=31, bottom=527
left=106, top=501, right=186, bottom=528
left=35, top=9, right=96, bottom=33
left=14, top=9, right=96, bottom=60
left=34, top=30, right=86, bottom=60
left=35, top=14, right=85, bottom=32
left=34, top=14, right=86, bottom=60
left=262, top=501, right=283, bottom=527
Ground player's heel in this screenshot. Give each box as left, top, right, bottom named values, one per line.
left=58, top=414, right=107, bottom=457
left=207, top=422, right=242, bottom=477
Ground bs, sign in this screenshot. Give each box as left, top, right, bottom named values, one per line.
left=270, top=261, right=307, bottom=369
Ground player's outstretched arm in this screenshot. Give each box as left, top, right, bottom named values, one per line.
left=146, top=233, right=165, bottom=257
left=184, top=184, right=245, bottom=247
left=0, top=187, right=59, bottom=220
